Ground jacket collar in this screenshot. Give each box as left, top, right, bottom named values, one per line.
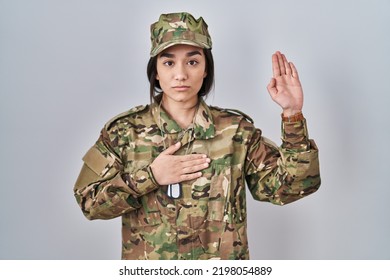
left=151, top=99, right=215, bottom=140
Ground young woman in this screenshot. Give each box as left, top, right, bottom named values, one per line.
left=74, top=12, right=321, bottom=260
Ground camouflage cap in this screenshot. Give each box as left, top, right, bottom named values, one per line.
left=150, top=12, right=212, bottom=57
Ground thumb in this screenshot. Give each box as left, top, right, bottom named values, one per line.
left=161, top=142, right=181, bottom=155
left=267, top=78, right=277, bottom=99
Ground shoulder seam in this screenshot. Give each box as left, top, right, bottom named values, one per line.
left=210, top=105, right=254, bottom=124
left=104, top=105, right=148, bottom=130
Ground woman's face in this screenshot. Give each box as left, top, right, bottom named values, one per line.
left=156, top=44, right=207, bottom=108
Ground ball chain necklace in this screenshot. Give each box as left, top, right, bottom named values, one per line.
left=158, top=101, right=198, bottom=199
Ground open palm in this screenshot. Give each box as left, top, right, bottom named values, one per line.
left=267, top=51, right=303, bottom=116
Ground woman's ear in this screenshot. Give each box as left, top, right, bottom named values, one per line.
left=203, top=72, right=207, bottom=78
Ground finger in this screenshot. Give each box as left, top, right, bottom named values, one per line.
left=277, top=51, right=286, bottom=75
left=161, top=142, right=181, bottom=155
left=283, top=54, right=292, bottom=76
left=290, top=62, right=299, bottom=79
left=182, top=162, right=209, bottom=174
left=272, top=53, right=281, bottom=78
left=179, top=172, right=202, bottom=182
left=267, top=78, right=277, bottom=99
left=180, top=157, right=210, bottom=168
left=179, top=153, right=208, bottom=162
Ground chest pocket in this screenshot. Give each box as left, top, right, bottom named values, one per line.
left=192, top=159, right=245, bottom=224
left=207, top=163, right=231, bottom=221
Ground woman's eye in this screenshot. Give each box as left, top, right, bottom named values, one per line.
left=188, top=60, right=198, bottom=66
left=163, top=61, right=174, bottom=66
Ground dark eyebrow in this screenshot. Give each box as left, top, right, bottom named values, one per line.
left=159, top=50, right=202, bottom=59
left=159, top=53, right=174, bottom=59
left=186, top=50, right=202, bottom=57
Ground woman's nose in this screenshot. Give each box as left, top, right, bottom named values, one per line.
left=174, top=64, right=188, bottom=81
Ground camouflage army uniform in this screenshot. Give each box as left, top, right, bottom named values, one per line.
left=74, top=99, right=321, bottom=259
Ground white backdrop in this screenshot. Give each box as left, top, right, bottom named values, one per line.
left=1, top=0, right=389, bottom=259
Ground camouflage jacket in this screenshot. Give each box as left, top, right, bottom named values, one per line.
left=74, top=100, right=320, bottom=260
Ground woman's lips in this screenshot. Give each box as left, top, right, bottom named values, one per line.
left=173, top=86, right=190, bottom=91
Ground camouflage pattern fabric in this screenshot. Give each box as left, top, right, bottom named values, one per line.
left=150, top=12, right=212, bottom=57
left=74, top=100, right=321, bottom=260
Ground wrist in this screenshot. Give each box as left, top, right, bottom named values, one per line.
left=281, top=110, right=304, bottom=122
left=282, top=108, right=302, bottom=116
left=147, top=165, right=160, bottom=186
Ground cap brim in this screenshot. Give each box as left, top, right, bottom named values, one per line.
left=150, top=40, right=208, bottom=57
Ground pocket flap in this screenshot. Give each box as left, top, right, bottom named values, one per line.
left=82, top=146, right=115, bottom=177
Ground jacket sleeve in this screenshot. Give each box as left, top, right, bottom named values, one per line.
left=73, top=128, right=159, bottom=220
left=244, top=118, right=321, bottom=205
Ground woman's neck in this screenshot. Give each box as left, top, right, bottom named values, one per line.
left=161, top=96, right=199, bottom=129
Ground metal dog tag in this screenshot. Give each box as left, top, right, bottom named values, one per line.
left=167, top=183, right=181, bottom=199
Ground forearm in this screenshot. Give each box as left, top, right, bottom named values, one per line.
left=74, top=141, right=159, bottom=220
left=246, top=117, right=321, bottom=205
left=281, top=113, right=311, bottom=151
left=74, top=169, right=140, bottom=220
left=248, top=141, right=320, bottom=205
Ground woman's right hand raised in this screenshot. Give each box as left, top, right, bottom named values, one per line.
left=150, top=142, right=210, bottom=186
